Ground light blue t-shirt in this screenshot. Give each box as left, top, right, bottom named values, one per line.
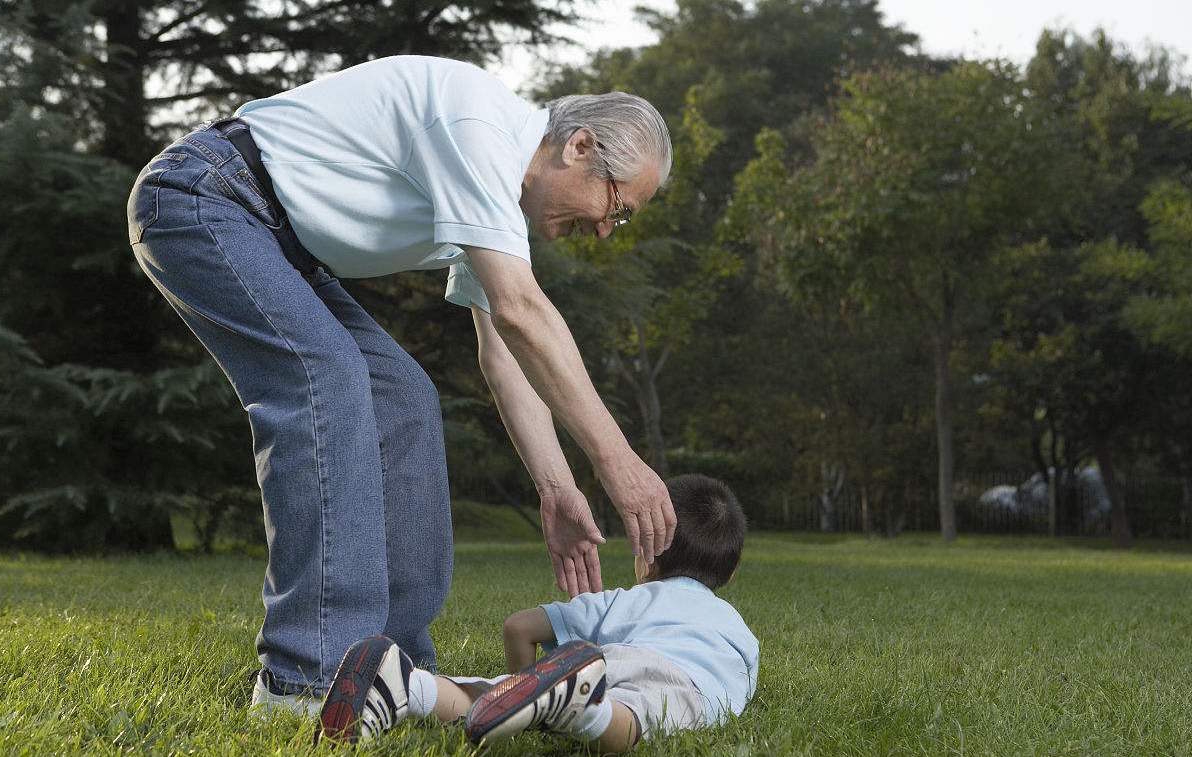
left=235, top=55, right=548, bottom=310
left=541, top=577, right=759, bottom=724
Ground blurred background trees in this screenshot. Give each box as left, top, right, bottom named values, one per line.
left=1, top=0, right=1189, bottom=551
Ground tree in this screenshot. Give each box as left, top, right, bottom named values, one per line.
left=988, top=239, right=1166, bottom=546
left=724, top=128, right=936, bottom=535
left=981, top=29, right=1192, bottom=546
left=747, top=63, right=1070, bottom=540
left=1128, top=180, right=1192, bottom=356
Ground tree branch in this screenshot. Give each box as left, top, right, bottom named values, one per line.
left=608, top=352, right=639, bottom=392
left=146, top=87, right=237, bottom=105
left=651, top=343, right=671, bottom=381
left=148, top=1, right=217, bottom=41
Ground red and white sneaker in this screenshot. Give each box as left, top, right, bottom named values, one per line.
left=465, top=640, right=607, bottom=743
left=316, top=635, right=414, bottom=745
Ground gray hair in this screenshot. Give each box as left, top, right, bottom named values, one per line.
left=545, top=92, right=672, bottom=186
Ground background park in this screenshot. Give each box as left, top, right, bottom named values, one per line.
left=2, top=0, right=1191, bottom=754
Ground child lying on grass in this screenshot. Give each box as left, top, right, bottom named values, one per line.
left=316, top=474, right=758, bottom=752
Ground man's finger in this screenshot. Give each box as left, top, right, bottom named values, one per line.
left=638, top=512, right=655, bottom=564
left=662, top=495, right=677, bottom=551
left=650, top=504, right=667, bottom=558
left=584, top=545, right=603, bottom=593
left=587, top=521, right=606, bottom=545
left=622, top=511, right=641, bottom=559
left=549, top=550, right=567, bottom=593
left=574, top=552, right=591, bottom=595
left=563, top=555, right=580, bottom=598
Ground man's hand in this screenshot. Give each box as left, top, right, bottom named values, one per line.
left=540, top=486, right=605, bottom=597
left=463, top=247, right=674, bottom=569
left=599, top=453, right=676, bottom=564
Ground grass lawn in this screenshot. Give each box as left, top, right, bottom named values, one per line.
left=2, top=530, right=1191, bottom=755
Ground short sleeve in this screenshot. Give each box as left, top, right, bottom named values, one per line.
left=445, top=253, right=490, bottom=312
left=409, top=118, right=531, bottom=262
left=540, top=590, right=618, bottom=647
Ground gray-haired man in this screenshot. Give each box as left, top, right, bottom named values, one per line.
left=126, top=54, right=676, bottom=715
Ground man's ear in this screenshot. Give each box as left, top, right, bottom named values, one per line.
left=561, top=128, right=597, bottom=168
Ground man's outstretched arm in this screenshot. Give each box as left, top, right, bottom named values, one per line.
left=473, top=305, right=604, bottom=596
left=463, top=247, right=676, bottom=563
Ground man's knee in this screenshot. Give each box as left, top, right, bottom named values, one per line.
left=373, top=355, right=443, bottom=436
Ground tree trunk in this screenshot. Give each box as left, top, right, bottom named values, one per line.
left=97, top=0, right=151, bottom=166
left=817, top=463, right=842, bottom=532
left=1182, top=475, right=1192, bottom=540
left=860, top=484, right=871, bottom=536
left=1094, top=442, right=1131, bottom=549
left=638, top=370, right=668, bottom=478
left=613, top=329, right=669, bottom=478
left=934, top=303, right=957, bottom=541
left=1047, top=472, right=1058, bottom=538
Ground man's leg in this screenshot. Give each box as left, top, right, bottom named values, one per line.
left=132, top=191, right=389, bottom=694
left=311, top=275, right=453, bottom=670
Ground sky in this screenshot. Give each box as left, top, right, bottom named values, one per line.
left=489, top=0, right=1192, bottom=94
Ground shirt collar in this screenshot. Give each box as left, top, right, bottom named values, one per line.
left=662, top=575, right=713, bottom=592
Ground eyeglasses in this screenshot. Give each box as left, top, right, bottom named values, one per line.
left=606, top=176, right=633, bottom=228
left=596, top=146, right=633, bottom=229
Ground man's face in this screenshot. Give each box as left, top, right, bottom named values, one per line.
left=527, top=129, right=661, bottom=241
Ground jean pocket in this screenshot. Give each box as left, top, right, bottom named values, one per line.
left=127, top=152, right=186, bottom=244
left=224, top=166, right=286, bottom=230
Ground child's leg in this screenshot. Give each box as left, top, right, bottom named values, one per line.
left=429, top=677, right=491, bottom=722
left=589, top=700, right=640, bottom=754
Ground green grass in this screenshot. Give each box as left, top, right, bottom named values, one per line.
left=2, top=533, right=1191, bottom=755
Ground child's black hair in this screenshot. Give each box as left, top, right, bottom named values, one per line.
left=653, top=474, right=745, bottom=589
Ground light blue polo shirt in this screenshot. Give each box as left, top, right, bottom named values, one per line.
left=541, top=577, right=759, bottom=724
left=235, top=55, right=547, bottom=311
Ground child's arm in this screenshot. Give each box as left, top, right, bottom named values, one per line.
left=502, top=607, right=555, bottom=673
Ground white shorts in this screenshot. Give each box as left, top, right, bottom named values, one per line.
left=445, top=643, right=707, bottom=739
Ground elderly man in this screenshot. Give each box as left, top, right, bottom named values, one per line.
left=125, top=55, right=676, bottom=714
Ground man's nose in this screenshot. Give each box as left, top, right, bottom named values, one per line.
left=595, top=220, right=614, bottom=239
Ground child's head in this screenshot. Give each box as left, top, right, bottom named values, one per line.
left=634, top=474, right=745, bottom=590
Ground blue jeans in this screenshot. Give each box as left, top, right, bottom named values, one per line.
left=126, top=123, right=453, bottom=693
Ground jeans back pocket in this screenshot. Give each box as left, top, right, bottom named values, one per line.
left=127, top=152, right=186, bottom=244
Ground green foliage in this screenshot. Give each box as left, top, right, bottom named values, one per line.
left=534, top=0, right=918, bottom=210
left=983, top=30, right=1192, bottom=545
left=1127, top=179, right=1192, bottom=355
left=0, top=349, right=258, bottom=552
left=987, top=239, right=1157, bottom=463
left=776, top=62, right=1071, bottom=319
left=0, top=0, right=587, bottom=552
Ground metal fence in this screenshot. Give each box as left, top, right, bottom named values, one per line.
left=748, top=472, right=1192, bottom=539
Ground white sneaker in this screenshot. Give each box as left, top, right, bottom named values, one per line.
left=249, top=670, right=322, bottom=719
left=316, top=635, right=414, bottom=745
left=464, top=640, right=607, bottom=742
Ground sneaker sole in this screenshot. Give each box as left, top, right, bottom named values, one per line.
left=465, top=640, right=604, bottom=743
left=317, top=635, right=399, bottom=744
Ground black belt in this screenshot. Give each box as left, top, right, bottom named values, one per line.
left=212, top=118, right=322, bottom=277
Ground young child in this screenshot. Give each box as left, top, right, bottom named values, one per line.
left=316, top=474, right=758, bottom=751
